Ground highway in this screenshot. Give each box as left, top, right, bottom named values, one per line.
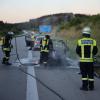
left=0, top=36, right=100, bottom=100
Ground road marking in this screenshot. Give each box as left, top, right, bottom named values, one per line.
left=13, top=49, right=39, bottom=100
left=26, top=67, right=39, bottom=100
left=26, top=50, right=39, bottom=100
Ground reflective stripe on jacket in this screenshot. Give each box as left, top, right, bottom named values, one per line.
left=40, top=39, right=49, bottom=52
left=3, top=48, right=11, bottom=51
left=2, top=36, right=12, bottom=52
left=76, top=37, right=98, bottom=62
left=31, top=35, right=34, bottom=41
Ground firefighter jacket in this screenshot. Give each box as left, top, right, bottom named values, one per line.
left=31, top=35, right=34, bottom=41
left=76, top=37, right=98, bottom=62
left=2, top=34, right=12, bottom=52
left=0, top=37, right=3, bottom=45
left=40, top=38, right=53, bottom=53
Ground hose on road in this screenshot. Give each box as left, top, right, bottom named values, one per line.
left=14, top=36, right=66, bottom=100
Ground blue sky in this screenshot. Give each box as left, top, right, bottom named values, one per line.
left=0, top=0, right=100, bottom=23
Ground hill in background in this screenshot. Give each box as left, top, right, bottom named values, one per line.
left=0, top=13, right=100, bottom=59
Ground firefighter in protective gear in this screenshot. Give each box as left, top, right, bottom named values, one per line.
left=76, top=26, right=98, bottom=91
left=40, top=35, right=53, bottom=65
left=2, top=32, right=14, bottom=65
left=29, top=34, right=35, bottom=50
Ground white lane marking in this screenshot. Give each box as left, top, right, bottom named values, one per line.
left=26, top=50, right=39, bottom=100
left=13, top=49, right=39, bottom=100
left=26, top=67, right=39, bottom=100
left=28, top=50, right=33, bottom=60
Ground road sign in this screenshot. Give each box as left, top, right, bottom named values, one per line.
left=39, top=25, right=52, bottom=33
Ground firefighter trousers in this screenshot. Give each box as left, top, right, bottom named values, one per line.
left=80, top=62, right=94, bottom=89
left=2, top=51, right=10, bottom=63
left=40, top=52, right=49, bottom=64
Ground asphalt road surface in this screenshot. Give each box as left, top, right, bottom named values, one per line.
left=0, top=36, right=100, bottom=100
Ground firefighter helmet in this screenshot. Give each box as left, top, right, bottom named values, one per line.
left=82, top=27, right=91, bottom=35
left=8, top=32, right=14, bottom=35
left=45, top=35, right=50, bottom=39
left=7, top=32, right=14, bottom=39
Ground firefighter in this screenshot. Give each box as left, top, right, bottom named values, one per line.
left=2, top=32, right=14, bottom=65
left=76, top=26, right=98, bottom=91
left=29, top=33, right=35, bottom=50
left=40, top=35, right=53, bottom=66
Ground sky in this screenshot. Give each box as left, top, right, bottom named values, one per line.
left=0, top=0, right=100, bottom=23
